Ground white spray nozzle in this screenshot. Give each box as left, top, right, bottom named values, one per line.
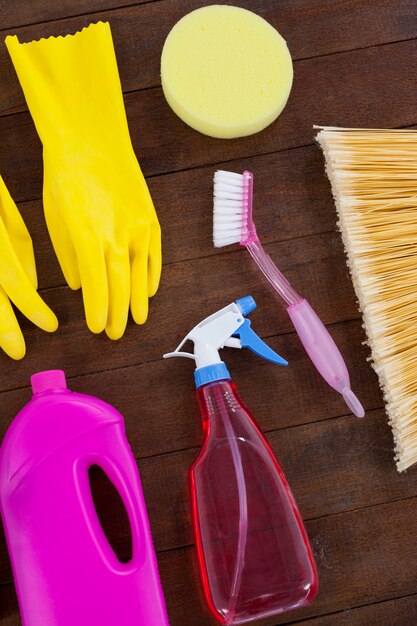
left=163, top=296, right=287, bottom=371
left=163, top=301, right=247, bottom=369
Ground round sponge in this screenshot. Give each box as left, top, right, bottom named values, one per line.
left=161, top=5, right=293, bottom=139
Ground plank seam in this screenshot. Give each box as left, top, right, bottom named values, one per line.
left=1, top=5, right=415, bottom=63
left=0, top=0, right=160, bottom=33
left=5, top=121, right=417, bottom=207
left=273, top=590, right=417, bottom=626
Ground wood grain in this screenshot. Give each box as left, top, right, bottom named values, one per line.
left=17, top=143, right=337, bottom=284
left=1, top=589, right=414, bottom=626
left=156, top=498, right=417, bottom=625
left=0, top=39, right=416, bottom=197
left=278, top=595, right=417, bottom=626
left=0, top=0, right=416, bottom=115
left=0, top=407, right=408, bottom=582
left=1, top=498, right=417, bottom=625
left=0, top=1, right=148, bottom=32
left=0, top=318, right=381, bottom=456
left=0, top=230, right=365, bottom=389
left=0, top=1, right=416, bottom=624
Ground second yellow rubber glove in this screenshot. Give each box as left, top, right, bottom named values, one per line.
left=6, top=22, right=162, bottom=340
left=0, top=176, right=57, bottom=359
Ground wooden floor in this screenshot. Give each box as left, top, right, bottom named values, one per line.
left=0, top=0, right=416, bottom=624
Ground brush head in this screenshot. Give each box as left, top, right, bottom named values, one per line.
left=213, top=170, right=255, bottom=248
left=316, top=127, right=417, bottom=470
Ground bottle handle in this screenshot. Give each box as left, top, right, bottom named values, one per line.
left=76, top=452, right=147, bottom=573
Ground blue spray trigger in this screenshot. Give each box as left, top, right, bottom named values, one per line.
left=232, top=319, right=288, bottom=366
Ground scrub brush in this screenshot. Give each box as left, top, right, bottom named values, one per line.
left=316, top=127, right=417, bottom=471
left=213, top=169, right=364, bottom=418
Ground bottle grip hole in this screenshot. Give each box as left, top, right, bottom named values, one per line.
left=88, top=465, right=133, bottom=563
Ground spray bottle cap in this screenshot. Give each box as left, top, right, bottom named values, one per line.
left=163, top=296, right=287, bottom=388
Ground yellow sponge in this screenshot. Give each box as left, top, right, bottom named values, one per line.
left=161, top=5, right=293, bottom=139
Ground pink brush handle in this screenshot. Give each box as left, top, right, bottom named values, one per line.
left=245, top=239, right=364, bottom=417
left=287, top=299, right=364, bottom=417
left=246, top=239, right=300, bottom=305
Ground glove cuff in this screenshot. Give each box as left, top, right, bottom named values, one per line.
left=6, top=22, right=131, bottom=147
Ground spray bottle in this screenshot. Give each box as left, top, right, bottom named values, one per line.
left=164, top=296, right=318, bottom=625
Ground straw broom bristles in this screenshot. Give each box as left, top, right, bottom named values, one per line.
left=316, top=127, right=417, bottom=472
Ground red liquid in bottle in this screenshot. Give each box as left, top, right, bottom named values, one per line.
left=190, top=380, right=318, bottom=625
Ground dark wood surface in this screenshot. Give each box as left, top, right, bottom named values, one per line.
left=0, top=1, right=416, bottom=624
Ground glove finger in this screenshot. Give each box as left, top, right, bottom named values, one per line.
left=105, top=248, right=130, bottom=340
left=130, top=245, right=148, bottom=325
left=148, top=222, right=162, bottom=297
left=76, top=234, right=108, bottom=334
left=0, top=176, right=37, bottom=288
left=44, top=192, right=81, bottom=290
left=0, top=240, right=58, bottom=333
left=0, top=286, right=26, bottom=360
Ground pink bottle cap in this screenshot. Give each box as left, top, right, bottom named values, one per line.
left=31, top=370, right=67, bottom=395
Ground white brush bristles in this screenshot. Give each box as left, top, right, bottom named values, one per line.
left=213, top=170, right=246, bottom=247
left=316, top=127, right=417, bottom=472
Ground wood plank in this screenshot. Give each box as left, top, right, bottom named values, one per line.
left=0, top=40, right=415, bottom=195
left=1, top=498, right=417, bottom=625
left=18, top=143, right=337, bottom=284
left=145, top=498, right=417, bottom=625
left=0, top=317, right=381, bottom=456
left=140, top=408, right=416, bottom=553
left=0, top=230, right=366, bottom=389
left=0, top=589, right=415, bottom=626
left=0, top=2, right=415, bottom=625
left=127, top=39, right=417, bottom=176
left=46, top=408, right=416, bottom=558
left=288, top=595, right=417, bottom=626
left=0, top=1, right=147, bottom=32
left=0, top=398, right=408, bottom=582
left=1, top=0, right=416, bottom=115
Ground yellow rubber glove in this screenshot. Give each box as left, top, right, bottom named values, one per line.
left=6, top=22, right=162, bottom=340
left=0, top=176, right=58, bottom=359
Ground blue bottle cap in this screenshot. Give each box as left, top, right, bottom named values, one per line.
left=194, top=363, right=231, bottom=388
left=235, top=296, right=256, bottom=317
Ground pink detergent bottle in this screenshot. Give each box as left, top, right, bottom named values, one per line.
left=0, top=370, right=169, bottom=626
left=164, top=297, right=318, bottom=625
